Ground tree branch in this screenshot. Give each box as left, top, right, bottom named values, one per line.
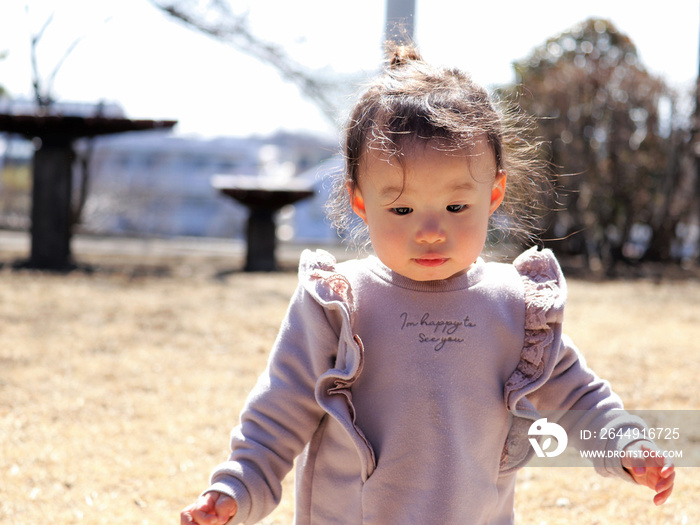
left=149, top=0, right=346, bottom=126
left=30, top=12, right=55, bottom=106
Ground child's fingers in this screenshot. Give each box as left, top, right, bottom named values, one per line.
left=648, top=461, right=675, bottom=505
left=623, top=441, right=671, bottom=472
left=181, top=505, right=209, bottom=525
left=181, top=508, right=195, bottom=524
left=656, top=470, right=675, bottom=491
left=180, top=493, right=223, bottom=525
left=655, top=469, right=675, bottom=498
left=653, top=478, right=675, bottom=506
left=215, top=495, right=238, bottom=522
left=179, top=493, right=237, bottom=525
left=190, top=508, right=220, bottom=525
left=660, top=463, right=675, bottom=477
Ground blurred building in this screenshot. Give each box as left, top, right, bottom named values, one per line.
left=80, top=130, right=338, bottom=240
left=288, top=155, right=344, bottom=244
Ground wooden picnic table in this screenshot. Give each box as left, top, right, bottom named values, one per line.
left=211, top=175, right=314, bottom=271
left=0, top=111, right=177, bottom=270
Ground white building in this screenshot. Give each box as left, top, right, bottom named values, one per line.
left=79, top=129, right=338, bottom=240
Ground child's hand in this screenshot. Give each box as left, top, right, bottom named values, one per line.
left=622, top=440, right=675, bottom=506
left=180, top=492, right=238, bottom=525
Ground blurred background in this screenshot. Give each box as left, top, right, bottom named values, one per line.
left=0, top=0, right=699, bottom=274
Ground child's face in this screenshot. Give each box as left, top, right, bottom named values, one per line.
left=351, top=138, right=506, bottom=281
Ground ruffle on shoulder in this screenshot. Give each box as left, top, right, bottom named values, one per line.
left=500, top=247, right=567, bottom=472
left=298, top=249, right=376, bottom=480
left=504, top=246, right=567, bottom=412
left=299, top=249, right=355, bottom=310
left=298, top=249, right=360, bottom=383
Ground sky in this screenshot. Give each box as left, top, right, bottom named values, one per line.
left=0, top=0, right=698, bottom=140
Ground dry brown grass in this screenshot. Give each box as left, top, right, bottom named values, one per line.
left=1, top=250, right=699, bottom=525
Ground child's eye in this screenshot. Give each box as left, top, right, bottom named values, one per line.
left=390, top=207, right=412, bottom=215
left=446, top=204, right=468, bottom=213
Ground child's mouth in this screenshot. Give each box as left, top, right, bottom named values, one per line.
left=414, top=257, right=448, bottom=267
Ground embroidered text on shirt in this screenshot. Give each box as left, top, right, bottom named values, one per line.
left=399, top=312, right=477, bottom=351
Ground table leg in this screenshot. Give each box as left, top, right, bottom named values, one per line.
left=244, top=208, right=277, bottom=271
left=28, top=143, right=74, bottom=270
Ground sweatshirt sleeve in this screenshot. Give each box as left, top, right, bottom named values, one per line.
left=503, top=247, right=647, bottom=480
left=205, top=276, right=344, bottom=524
left=527, top=335, right=647, bottom=480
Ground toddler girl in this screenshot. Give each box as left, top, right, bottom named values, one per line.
left=181, top=44, right=675, bottom=525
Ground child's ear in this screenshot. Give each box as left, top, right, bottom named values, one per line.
left=348, top=182, right=368, bottom=222
left=489, top=170, right=507, bottom=215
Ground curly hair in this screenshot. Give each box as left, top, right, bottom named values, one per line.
left=326, top=43, right=551, bottom=251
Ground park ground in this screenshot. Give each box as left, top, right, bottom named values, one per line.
left=1, top=231, right=699, bottom=524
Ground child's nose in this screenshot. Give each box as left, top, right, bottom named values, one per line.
left=415, top=217, right=446, bottom=244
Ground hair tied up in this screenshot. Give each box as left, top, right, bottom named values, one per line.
left=387, top=42, right=423, bottom=69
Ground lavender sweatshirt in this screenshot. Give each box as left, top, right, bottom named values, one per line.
left=206, top=247, right=645, bottom=524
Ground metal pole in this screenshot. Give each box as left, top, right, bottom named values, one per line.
left=384, top=0, right=416, bottom=44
